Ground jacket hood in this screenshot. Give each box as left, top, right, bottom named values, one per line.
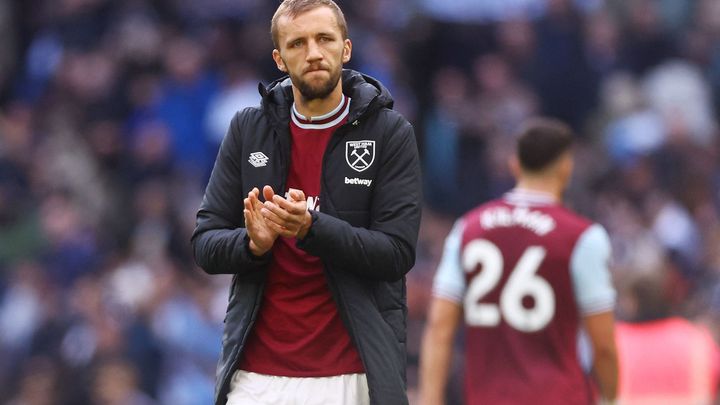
left=258, top=69, right=394, bottom=125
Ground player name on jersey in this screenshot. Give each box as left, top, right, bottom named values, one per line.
left=480, top=206, right=556, bottom=236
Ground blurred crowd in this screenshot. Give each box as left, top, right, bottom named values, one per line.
left=0, top=0, right=719, bottom=403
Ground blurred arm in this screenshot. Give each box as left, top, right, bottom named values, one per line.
left=584, top=311, right=619, bottom=401
left=420, top=221, right=466, bottom=404
left=570, top=224, right=618, bottom=401
left=419, top=297, right=462, bottom=405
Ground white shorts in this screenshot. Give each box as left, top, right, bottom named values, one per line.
left=226, top=370, right=370, bottom=405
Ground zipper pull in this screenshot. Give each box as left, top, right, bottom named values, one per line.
left=352, top=120, right=359, bottom=126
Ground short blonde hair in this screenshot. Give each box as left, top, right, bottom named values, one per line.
left=271, top=0, right=348, bottom=49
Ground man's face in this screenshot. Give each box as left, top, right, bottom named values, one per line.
left=272, top=6, right=351, bottom=101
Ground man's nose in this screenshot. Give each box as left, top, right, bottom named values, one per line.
left=306, top=40, right=323, bottom=61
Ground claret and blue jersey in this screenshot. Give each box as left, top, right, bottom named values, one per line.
left=432, top=188, right=616, bottom=404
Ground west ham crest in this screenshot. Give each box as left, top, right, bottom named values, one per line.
left=345, top=140, right=375, bottom=172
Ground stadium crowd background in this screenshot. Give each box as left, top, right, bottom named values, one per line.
left=0, top=0, right=719, bottom=403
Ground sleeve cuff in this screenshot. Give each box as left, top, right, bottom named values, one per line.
left=580, top=297, right=616, bottom=316
left=432, top=287, right=464, bottom=304
left=243, top=234, right=272, bottom=262
left=296, top=210, right=319, bottom=247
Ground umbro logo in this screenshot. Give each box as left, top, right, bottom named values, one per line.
left=249, top=152, right=269, bottom=167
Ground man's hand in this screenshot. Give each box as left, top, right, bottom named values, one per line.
left=261, top=186, right=313, bottom=239
left=244, top=187, right=279, bottom=256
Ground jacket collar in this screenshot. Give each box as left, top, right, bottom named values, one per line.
left=258, top=69, right=394, bottom=126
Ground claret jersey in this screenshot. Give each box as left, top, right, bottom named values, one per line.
left=239, top=94, right=364, bottom=377
left=433, top=189, right=616, bottom=404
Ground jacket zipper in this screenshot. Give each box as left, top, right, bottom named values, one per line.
left=318, top=120, right=372, bottom=379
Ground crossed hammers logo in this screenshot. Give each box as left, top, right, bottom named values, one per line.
left=350, top=148, right=370, bottom=168
left=346, top=140, right=375, bottom=172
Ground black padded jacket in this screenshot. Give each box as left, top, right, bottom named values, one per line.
left=191, top=69, right=422, bottom=405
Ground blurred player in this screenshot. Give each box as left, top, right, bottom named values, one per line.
left=616, top=269, right=720, bottom=404
left=419, top=118, right=618, bottom=404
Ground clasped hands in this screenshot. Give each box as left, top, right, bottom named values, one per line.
left=243, top=185, right=313, bottom=256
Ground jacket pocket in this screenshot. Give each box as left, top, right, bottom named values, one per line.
left=374, top=279, right=407, bottom=343
left=381, top=307, right=406, bottom=343
left=223, top=275, right=239, bottom=323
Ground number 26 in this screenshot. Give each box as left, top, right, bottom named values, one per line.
left=462, top=239, right=555, bottom=332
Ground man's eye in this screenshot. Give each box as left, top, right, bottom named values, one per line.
left=290, top=41, right=303, bottom=48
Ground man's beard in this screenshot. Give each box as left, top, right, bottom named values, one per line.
left=290, top=66, right=342, bottom=101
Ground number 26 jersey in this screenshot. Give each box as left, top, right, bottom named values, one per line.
left=432, top=189, right=616, bottom=405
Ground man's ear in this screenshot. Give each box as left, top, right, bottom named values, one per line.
left=558, top=152, right=574, bottom=185
left=508, top=155, right=521, bottom=179
left=342, top=39, right=352, bottom=63
left=272, top=49, right=287, bottom=72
